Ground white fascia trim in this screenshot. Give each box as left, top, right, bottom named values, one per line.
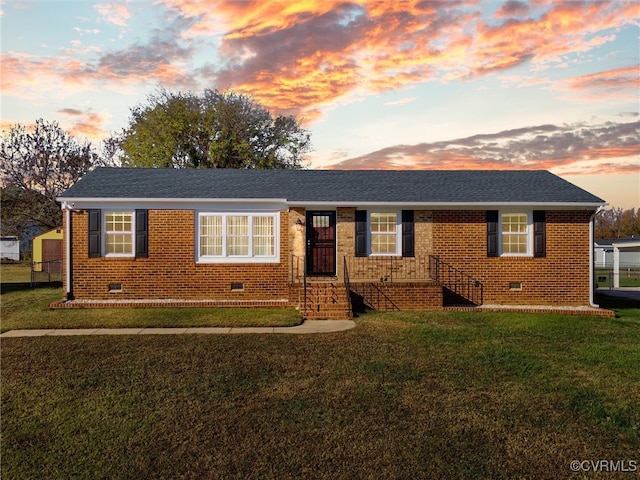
left=57, top=197, right=287, bottom=203
left=287, top=201, right=606, bottom=210
left=58, top=197, right=288, bottom=211
left=59, top=197, right=605, bottom=211
left=612, top=240, right=640, bottom=248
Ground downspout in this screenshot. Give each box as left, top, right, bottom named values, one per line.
left=63, top=202, right=75, bottom=301
left=589, top=206, right=605, bottom=308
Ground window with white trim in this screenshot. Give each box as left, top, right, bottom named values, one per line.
left=200, top=215, right=223, bottom=256
left=252, top=216, right=275, bottom=256
left=198, top=213, right=278, bottom=263
left=105, top=212, right=134, bottom=256
left=227, top=216, right=249, bottom=256
left=369, top=212, right=400, bottom=255
left=500, top=212, right=531, bottom=256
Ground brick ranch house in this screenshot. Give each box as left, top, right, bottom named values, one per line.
left=56, top=168, right=608, bottom=319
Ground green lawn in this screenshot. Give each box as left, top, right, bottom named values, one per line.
left=0, top=264, right=301, bottom=331
left=0, top=284, right=301, bottom=332
left=2, top=297, right=639, bottom=479
left=0, top=263, right=31, bottom=283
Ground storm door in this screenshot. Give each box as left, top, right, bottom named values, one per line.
left=306, top=211, right=337, bottom=276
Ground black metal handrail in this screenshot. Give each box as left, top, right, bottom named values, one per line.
left=290, top=255, right=307, bottom=318
left=428, top=255, right=483, bottom=305
left=343, top=257, right=353, bottom=318
left=345, top=255, right=430, bottom=282
left=350, top=282, right=400, bottom=311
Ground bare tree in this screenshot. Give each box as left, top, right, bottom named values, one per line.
left=1, top=119, right=99, bottom=235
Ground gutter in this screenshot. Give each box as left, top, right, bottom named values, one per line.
left=57, top=196, right=605, bottom=212
left=62, top=202, right=75, bottom=301
left=589, top=205, right=606, bottom=308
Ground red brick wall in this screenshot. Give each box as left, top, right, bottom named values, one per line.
left=63, top=207, right=595, bottom=307
left=350, top=282, right=442, bottom=311
left=65, top=209, right=291, bottom=301
left=431, top=210, right=594, bottom=306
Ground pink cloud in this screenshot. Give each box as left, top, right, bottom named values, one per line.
left=558, top=66, right=640, bottom=98
left=57, top=108, right=107, bottom=141
left=328, top=121, right=640, bottom=176
left=94, top=2, right=131, bottom=27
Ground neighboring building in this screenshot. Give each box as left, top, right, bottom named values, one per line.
left=594, top=239, right=613, bottom=268
left=0, top=236, right=20, bottom=261
left=595, top=237, right=640, bottom=288
left=594, top=237, right=640, bottom=269
left=32, top=228, right=64, bottom=272
left=56, top=168, right=606, bottom=318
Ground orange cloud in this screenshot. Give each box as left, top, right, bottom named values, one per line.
left=0, top=52, right=75, bottom=98
left=1, top=111, right=107, bottom=143
left=558, top=66, right=640, bottom=99
left=4, top=0, right=638, bottom=129
left=58, top=108, right=108, bottom=142
left=187, top=0, right=637, bottom=118
left=207, top=1, right=476, bottom=117
left=0, top=119, right=21, bottom=133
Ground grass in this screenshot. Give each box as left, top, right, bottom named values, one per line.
left=0, top=264, right=301, bottom=332
left=0, top=285, right=301, bottom=331
left=2, top=300, right=639, bottom=479
left=0, top=263, right=31, bottom=283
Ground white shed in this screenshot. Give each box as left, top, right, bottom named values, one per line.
left=0, top=236, right=20, bottom=261
left=612, top=237, right=640, bottom=288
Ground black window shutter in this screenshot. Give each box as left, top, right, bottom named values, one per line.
left=135, top=209, right=148, bottom=258
left=355, top=210, right=367, bottom=257
left=401, top=210, right=414, bottom=257
left=88, top=209, right=101, bottom=258
left=533, top=210, right=546, bottom=257
left=487, top=210, right=499, bottom=257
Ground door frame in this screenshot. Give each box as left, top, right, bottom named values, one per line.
left=305, top=210, right=337, bottom=276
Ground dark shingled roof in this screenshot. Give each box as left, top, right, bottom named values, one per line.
left=59, top=168, right=605, bottom=204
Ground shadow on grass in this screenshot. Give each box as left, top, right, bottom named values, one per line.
left=1, top=281, right=62, bottom=295
left=595, top=292, right=640, bottom=315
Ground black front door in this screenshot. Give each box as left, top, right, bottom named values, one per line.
left=306, top=211, right=336, bottom=276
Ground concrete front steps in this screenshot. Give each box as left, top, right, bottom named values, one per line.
left=301, top=282, right=352, bottom=320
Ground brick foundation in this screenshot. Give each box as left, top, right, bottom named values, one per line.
left=350, top=281, right=442, bottom=311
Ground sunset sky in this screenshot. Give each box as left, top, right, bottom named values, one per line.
left=1, top=0, right=639, bottom=208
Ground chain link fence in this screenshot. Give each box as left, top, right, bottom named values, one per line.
left=31, top=260, right=63, bottom=286
left=595, top=267, right=640, bottom=289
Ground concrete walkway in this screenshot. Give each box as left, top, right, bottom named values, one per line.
left=0, top=320, right=356, bottom=338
